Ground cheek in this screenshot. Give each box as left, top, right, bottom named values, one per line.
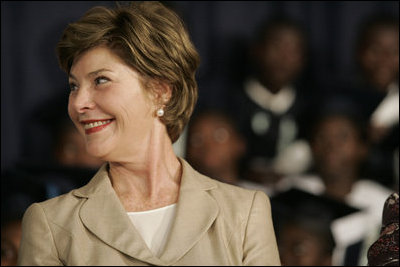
left=67, top=96, right=76, bottom=119
left=67, top=100, right=83, bottom=134
left=105, top=88, right=153, bottom=119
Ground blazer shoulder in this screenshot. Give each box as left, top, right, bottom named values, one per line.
left=206, top=174, right=268, bottom=202
left=188, top=163, right=259, bottom=198
left=30, top=163, right=110, bottom=222
left=24, top=188, right=85, bottom=228
left=200, top=173, right=270, bottom=219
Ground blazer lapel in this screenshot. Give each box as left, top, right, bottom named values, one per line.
left=74, top=164, right=164, bottom=265
left=160, top=159, right=219, bottom=264
left=73, top=160, right=220, bottom=265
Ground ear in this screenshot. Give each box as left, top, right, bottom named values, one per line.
left=153, top=80, right=172, bottom=106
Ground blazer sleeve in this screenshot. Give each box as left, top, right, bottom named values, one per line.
left=242, top=191, right=281, bottom=266
left=17, top=203, right=63, bottom=266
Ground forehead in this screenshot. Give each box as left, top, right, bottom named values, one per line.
left=70, top=46, right=126, bottom=75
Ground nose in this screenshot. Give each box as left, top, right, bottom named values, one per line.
left=69, top=86, right=95, bottom=114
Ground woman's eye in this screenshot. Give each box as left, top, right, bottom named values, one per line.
left=69, top=83, right=78, bottom=92
left=95, top=76, right=109, bottom=85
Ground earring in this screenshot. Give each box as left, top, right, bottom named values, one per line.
left=156, top=108, right=164, bottom=117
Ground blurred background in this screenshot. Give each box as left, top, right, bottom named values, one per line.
left=1, top=1, right=398, bottom=266
left=1, top=1, right=398, bottom=170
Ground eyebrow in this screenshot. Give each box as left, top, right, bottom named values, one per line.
left=69, top=68, right=113, bottom=80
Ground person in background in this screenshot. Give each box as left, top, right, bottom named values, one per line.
left=271, top=188, right=360, bottom=266
left=18, top=2, right=280, bottom=265
left=1, top=131, right=102, bottom=266
left=1, top=171, right=47, bottom=266
left=275, top=104, right=394, bottom=265
left=1, top=221, right=20, bottom=266
left=229, top=16, right=313, bottom=186
left=53, top=114, right=104, bottom=169
left=34, top=94, right=104, bottom=169
left=1, top=196, right=28, bottom=266
left=1, top=101, right=102, bottom=266
left=333, top=14, right=399, bottom=189
left=8, top=95, right=105, bottom=201
left=277, top=219, right=334, bottom=266
left=186, top=109, right=271, bottom=195
left=357, top=14, right=399, bottom=190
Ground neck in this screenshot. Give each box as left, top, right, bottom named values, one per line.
left=108, top=121, right=181, bottom=211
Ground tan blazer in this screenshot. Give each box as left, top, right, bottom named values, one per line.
left=18, top=158, right=281, bottom=266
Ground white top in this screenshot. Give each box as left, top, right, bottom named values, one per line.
left=127, top=204, right=177, bottom=257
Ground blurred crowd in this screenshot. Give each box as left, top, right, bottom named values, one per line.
left=1, top=9, right=398, bottom=267
left=185, top=13, right=399, bottom=266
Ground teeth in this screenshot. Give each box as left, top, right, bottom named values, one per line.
left=84, top=120, right=111, bottom=130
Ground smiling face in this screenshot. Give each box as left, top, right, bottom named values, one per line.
left=68, top=46, right=157, bottom=161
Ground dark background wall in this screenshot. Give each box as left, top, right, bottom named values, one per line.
left=1, top=1, right=399, bottom=172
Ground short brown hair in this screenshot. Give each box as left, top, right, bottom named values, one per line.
left=56, top=1, right=200, bottom=143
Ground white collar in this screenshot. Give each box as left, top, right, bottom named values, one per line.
left=370, top=81, right=399, bottom=128
left=244, top=78, right=296, bottom=115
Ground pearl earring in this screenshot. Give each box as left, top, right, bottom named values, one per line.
left=156, top=108, right=164, bottom=117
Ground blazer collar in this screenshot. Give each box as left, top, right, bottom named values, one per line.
left=73, top=158, right=219, bottom=265
left=159, top=158, right=219, bottom=264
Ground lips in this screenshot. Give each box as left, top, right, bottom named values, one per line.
left=80, top=119, right=114, bottom=135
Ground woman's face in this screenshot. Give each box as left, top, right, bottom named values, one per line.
left=68, top=46, right=156, bottom=161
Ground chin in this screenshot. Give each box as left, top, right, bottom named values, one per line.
left=85, top=144, right=109, bottom=160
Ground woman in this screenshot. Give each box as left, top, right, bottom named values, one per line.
left=17, top=2, right=280, bottom=265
